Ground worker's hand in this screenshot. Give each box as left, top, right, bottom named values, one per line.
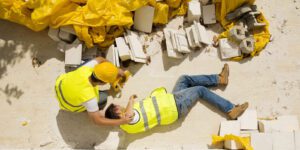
left=129, top=94, right=137, bottom=100
left=118, top=69, right=125, bottom=78
left=121, top=113, right=133, bottom=124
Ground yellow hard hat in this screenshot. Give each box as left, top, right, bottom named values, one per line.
left=93, top=62, right=118, bottom=83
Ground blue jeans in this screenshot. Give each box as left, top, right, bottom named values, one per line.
left=172, top=75, right=234, bottom=118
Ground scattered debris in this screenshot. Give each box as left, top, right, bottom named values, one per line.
left=219, top=38, right=241, bottom=59
left=134, top=6, right=155, bottom=33
left=187, top=1, right=201, bottom=23
left=202, top=4, right=216, bottom=24
left=32, top=57, right=41, bottom=68
left=40, top=141, right=53, bottom=147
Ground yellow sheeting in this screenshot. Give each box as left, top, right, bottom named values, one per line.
left=212, top=134, right=254, bottom=150
left=214, top=0, right=270, bottom=61
left=0, top=0, right=188, bottom=48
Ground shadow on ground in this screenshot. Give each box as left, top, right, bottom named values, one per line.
left=56, top=110, right=112, bottom=149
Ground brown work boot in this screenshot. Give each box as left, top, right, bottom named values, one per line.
left=227, top=102, right=249, bottom=120
left=219, top=63, right=229, bottom=85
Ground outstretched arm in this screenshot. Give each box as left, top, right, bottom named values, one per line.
left=88, top=111, right=131, bottom=126
left=124, top=95, right=137, bottom=117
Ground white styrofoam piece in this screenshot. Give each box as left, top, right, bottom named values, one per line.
left=295, top=131, right=300, bottom=150
left=115, top=37, right=131, bottom=61
left=48, top=28, right=60, bottom=42
left=202, top=4, right=216, bottom=24
left=166, top=16, right=184, bottom=30
left=250, top=133, right=273, bottom=150
left=224, top=140, right=243, bottom=150
left=175, top=33, right=190, bottom=53
left=195, top=22, right=211, bottom=45
left=219, top=38, right=241, bottom=59
left=219, top=121, right=240, bottom=136
left=272, top=132, right=295, bottom=150
left=240, top=130, right=259, bottom=137
left=64, top=39, right=82, bottom=66
left=238, top=109, right=258, bottom=130
left=276, top=115, right=299, bottom=132
left=82, top=46, right=98, bottom=60
left=134, top=6, right=155, bottom=33
left=171, top=32, right=178, bottom=51
left=114, top=46, right=120, bottom=67
left=188, top=1, right=201, bottom=23
left=58, top=30, right=76, bottom=43
left=126, top=30, right=147, bottom=59
left=163, top=28, right=184, bottom=59
left=106, top=45, right=115, bottom=63
left=191, top=25, right=202, bottom=47
left=60, top=25, right=76, bottom=35
left=185, top=26, right=197, bottom=48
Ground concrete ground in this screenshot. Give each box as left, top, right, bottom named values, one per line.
left=0, top=0, right=300, bottom=149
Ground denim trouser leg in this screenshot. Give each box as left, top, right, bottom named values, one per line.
left=172, top=75, right=234, bottom=117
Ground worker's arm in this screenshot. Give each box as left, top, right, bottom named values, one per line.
left=124, top=95, right=136, bottom=117
left=87, top=111, right=132, bottom=126
left=94, top=56, right=108, bottom=64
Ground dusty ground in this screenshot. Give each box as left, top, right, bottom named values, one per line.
left=0, top=0, right=300, bottom=149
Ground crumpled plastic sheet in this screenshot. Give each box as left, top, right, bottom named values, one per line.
left=0, top=0, right=189, bottom=48
left=212, top=134, right=254, bottom=150
left=214, top=0, right=271, bottom=61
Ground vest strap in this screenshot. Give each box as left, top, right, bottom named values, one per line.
left=152, top=97, right=161, bottom=125
left=139, top=101, right=149, bottom=130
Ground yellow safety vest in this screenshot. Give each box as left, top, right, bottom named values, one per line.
left=120, top=87, right=178, bottom=133
left=54, top=66, right=99, bottom=112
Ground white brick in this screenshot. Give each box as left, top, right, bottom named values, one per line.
left=272, top=132, right=295, bottom=150
left=115, top=37, right=131, bottom=61
left=60, top=25, right=76, bottom=35
left=240, top=130, right=259, bottom=137
left=219, top=38, right=241, bottom=59
left=163, top=28, right=184, bottom=59
left=126, top=30, right=147, bottom=59
left=187, top=1, right=201, bottom=23
left=224, top=140, right=243, bottom=150
left=185, top=26, right=197, bottom=48
left=64, top=39, right=82, bottom=66
left=48, top=28, right=60, bottom=42
left=82, top=46, right=98, bottom=60
left=238, top=109, right=258, bottom=130
left=58, top=30, right=76, bottom=43
left=202, top=4, right=216, bottom=24
left=250, top=133, right=272, bottom=150
left=277, top=115, right=299, bottom=132
left=134, top=6, right=155, bottom=33
left=171, top=32, right=190, bottom=53
left=191, top=24, right=202, bottom=47
left=294, top=131, right=300, bottom=150
left=114, top=46, right=120, bottom=67
left=219, top=121, right=240, bottom=136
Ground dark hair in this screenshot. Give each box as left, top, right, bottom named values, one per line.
left=105, top=104, right=121, bottom=119
left=91, top=73, right=104, bottom=83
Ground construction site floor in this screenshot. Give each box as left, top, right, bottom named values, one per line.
left=1, top=0, right=300, bottom=149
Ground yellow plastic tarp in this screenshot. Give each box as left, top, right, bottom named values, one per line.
left=0, top=0, right=188, bottom=48
left=214, top=0, right=271, bottom=61
left=212, top=134, right=254, bottom=150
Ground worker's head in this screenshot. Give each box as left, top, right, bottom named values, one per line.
left=105, top=103, right=123, bottom=119
left=92, top=62, right=118, bottom=85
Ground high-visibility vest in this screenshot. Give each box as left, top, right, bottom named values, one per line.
left=54, top=66, right=99, bottom=112
left=120, top=87, right=178, bottom=133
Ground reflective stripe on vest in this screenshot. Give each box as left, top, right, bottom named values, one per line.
left=56, top=80, right=85, bottom=112
left=139, top=96, right=161, bottom=131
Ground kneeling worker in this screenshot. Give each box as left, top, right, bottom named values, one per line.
left=105, top=64, right=248, bottom=133
left=55, top=57, right=132, bottom=126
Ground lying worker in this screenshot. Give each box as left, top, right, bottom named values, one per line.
left=55, top=56, right=132, bottom=126
left=105, top=64, right=249, bottom=133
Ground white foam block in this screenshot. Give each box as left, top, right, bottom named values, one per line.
left=272, top=132, right=295, bottom=150
left=48, top=28, right=60, bottom=42
left=106, top=45, right=115, bottom=63
left=202, top=4, right=216, bottom=24
left=251, top=133, right=273, bottom=150
left=219, top=121, right=240, bottom=136
left=224, top=140, right=243, bottom=150
left=191, top=25, right=202, bottom=47
left=240, top=130, right=259, bottom=137
left=163, top=29, right=184, bottom=59
left=126, top=30, right=147, bottom=59
left=195, top=22, right=211, bottom=45
left=114, top=47, right=120, bottom=67
left=188, top=1, right=201, bottom=23
left=219, top=38, right=241, bottom=59
left=134, top=6, right=155, bottom=33
left=58, top=30, right=76, bottom=43
left=276, top=115, right=299, bottom=132
left=60, top=25, right=76, bottom=35
left=238, top=109, right=258, bottom=130
left=185, top=26, right=197, bottom=48
left=175, top=33, right=190, bottom=53
left=115, top=37, right=131, bottom=61
left=64, top=40, right=82, bottom=66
